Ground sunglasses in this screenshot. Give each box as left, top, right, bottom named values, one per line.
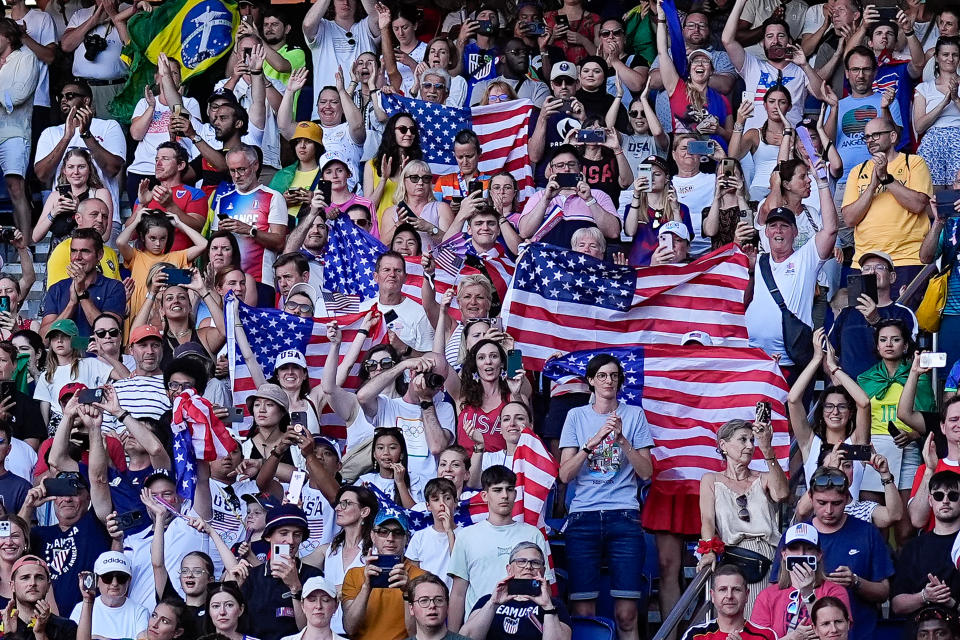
left=58, top=91, right=86, bottom=102
left=552, top=78, right=576, bottom=86
left=628, top=110, right=643, bottom=118
left=100, top=572, right=130, bottom=585
left=932, top=490, right=960, bottom=502
left=811, top=473, right=847, bottom=489
left=406, top=174, right=432, bottom=183
left=600, top=28, right=624, bottom=37
left=396, top=125, right=418, bottom=135
left=284, top=302, right=314, bottom=314
left=488, top=94, right=510, bottom=102
left=344, top=30, right=356, bottom=46
left=353, top=218, right=371, bottom=228
left=363, top=357, right=395, bottom=371
left=421, top=82, right=446, bottom=90
left=94, top=328, right=121, bottom=339
left=736, top=494, right=750, bottom=522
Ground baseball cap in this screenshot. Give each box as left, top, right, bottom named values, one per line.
left=687, top=48, right=712, bottom=61
left=264, top=503, right=309, bottom=536
left=94, top=551, right=132, bottom=576
left=292, top=121, right=323, bottom=145
left=302, top=576, right=338, bottom=599
left=318, top=150, right=355, bottom=178
left=241, top=491, right=281, bottom=511
left=48, top=318, right=79, bottom=338
left=11, top=555, right=49, bottom=578
left=766, top=206, right=797, bottom=226
left=173, top=342, right=212, bottom=361
left=858, top=250, right=895, bottom=270
left=313, top=436, right=341, bottom=460
left=374, top=508, right=412, bottom=533
left=784, top=522, right=820, bottom=548
left=658, top=220, right=691, bottom=242
left=208, top=87, right=240, bottom=107
left=59, top=382, right=88, bottom=404
left=550, top=60, right=577, bottom=82
left=130, top=325, right=163, bottom=344
left=681, top=330, right=713, bottom=346
left=274, top=349, right=307, bottom=371
left=144, top=470, right=175, bottom=490
left=643, top=155, right=669, bottom=172
left=288, top=282, right=318, bottom=310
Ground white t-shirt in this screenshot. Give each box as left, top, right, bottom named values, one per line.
left=69, top=596, right=150, bottom=640
left=307, top=19, right=379, bottom=119
left=35, top=119, right=127, bottom=223
left=360, top=296, right=434, bottom=352
left=15, top=9, right=55, bottom=108
left=209, top=477, right=258, bottom=547
left=745, top=238, right=825, bottom=366
left=739, top=53, right=809, bottom=131
left=396, top=41, right=428, bottom=95
left=129, top=98, right=202, bottom=174
left=374, top=395, right=454, bottom=491
left=6, top=439, right=39, bottom=483
left=213, top=77, right=286, bottom=170
left=320, top=122, right=361, bottom=190
left=66, top=5, right=129, bottom=80
left=671, top=172, right=716, bottom=256
left=447, top=520, right=554, bottom=615
left=44, top=0, right=83, bottom=39
left=33, top=357, right=114, bottom=420
left=406, top=525, right=458, bottom=588
left=915, top=80, right=960, bottom=129
left=299, top=483, right=338, bottom=557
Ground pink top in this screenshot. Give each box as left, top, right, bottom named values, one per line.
left=751, top=582, right=852, bottom=636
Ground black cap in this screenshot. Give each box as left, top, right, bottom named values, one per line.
left=766, top=206, right=797, bottom=226
left=56, top=471, right=90, bottom=490
left=643, top=155, right=669, bottom=172
left=208, top=88, right=240, bottom=107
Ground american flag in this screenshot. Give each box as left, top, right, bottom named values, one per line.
left=170, top=389, right=238, bottom=501
left=530, top=205, right=564, bottom=243
left=543, top=345, right=789, bottom=493
left=382, top=94, right=536, bottom=205
left=365, top=483, right=480, bottom=531
left=502, top=243, right=750, bottom=369
left=322, top=290, right=361, bottom=314
left=324, top=216, right=388, bottom=300
left=225, top=293, right=387, bottom=439
left=431, top=233, right=471, bottom=275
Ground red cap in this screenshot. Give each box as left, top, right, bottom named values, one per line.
left=130, top=325, right=162, bottom=344
left=12, top=555, right=49, bottom=578
left=59, top=382, right=88, bottom=404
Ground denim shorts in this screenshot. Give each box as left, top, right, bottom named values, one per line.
left=0, top=137, right=29, bottom=177
left=564, top=508, right=645, bottom=600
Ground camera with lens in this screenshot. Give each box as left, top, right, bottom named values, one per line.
left=83, top=32, right=108, bottom=61
left=424, top=372, right=445, bottom=388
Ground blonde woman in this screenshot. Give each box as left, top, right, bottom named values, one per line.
left=379, top=160, right=453, bottom=250
left=478, top=80, right=518, bottom=106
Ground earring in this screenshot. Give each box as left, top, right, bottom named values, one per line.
left=499, top=369, right=507, bottom=380
left=472, top=372, right=480, bottom=382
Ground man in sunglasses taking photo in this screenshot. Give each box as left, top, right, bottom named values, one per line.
left=69, top=551, right=149, bottom=640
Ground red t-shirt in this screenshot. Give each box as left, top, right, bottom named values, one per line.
left=909, top=459, right=960, bottom=529
left=457, top=399, right=507, bottom=452
left=34, top=435, right=128, bottom=477
left=139, top=183, right=209, bottom=251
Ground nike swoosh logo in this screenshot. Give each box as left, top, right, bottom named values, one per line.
left=848, top=549, right=860, bottom=555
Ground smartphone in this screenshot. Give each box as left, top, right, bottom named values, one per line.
left=555, top=173, right=579, bottom=188
left=917, top=332, right=933, bottom=352
left=242, top=46, right=252, bottom=62
left=477, top=19, right=495, bottom=35
left=887, top=420, right=901, bottom=438
left=741, top=90, right=754, bottom=106
left=384, top=309, right=399, bottom=325
left=636, top=164, right=653, bottom=192
left=451, top=196, right=464, bottom=206
left=876, top=6, right=897, bottom=21
left=506, top=349, right=523, bottom=377
left=719, top=158, right=736, bottom=178
left=225, top=406, right=245, bottom=423
left=290, top=411, right=307, bottom=432
left=555, top=14, right=569, bottom=27
left=862, top=272, right=878, bottom=304
left=468, top=180, right=483, bottom=195
left=0, top=296, right=9, bottom=313
left=560, top=97, right=573, bottom=113
left=919, top=352, right=948, bottom=369
left=370, top=554, right=402, bottom=588
left=217, top=212, right=230, bottom=222
left=162, top=268, right=193, bottom=286
left=846, top=274, right=863, bottom=308
left=687, top=140, right=715, bottom=156
left=576, top=129, right=607, bottom=143
left=272, top=543, right=291, bottom=557
left=755, top=400, right=772, bottom=425
left=317, top=179, right=332, bottom=204
left=80, top=571, right=96, bottom=592
left=659, top=232, right=674, bottom=252
left=77, top=388, right=103, bottom=405
left=507, top=578, right=542, bottom=596
left=57, top=184, right=73, bottom=198
left=44, top=477, right=80, bottom=497
left=935, top=190, right=960, bottom=219
left=287, top=470, right=307, bottom=505
left=524, top=22, right=546, bottom=35
left=838, top=443, right=872, bottom=461
left=115, top=510, right=146, bottom=532
left=0, top=522, right=10, bottom=538
left=786, top=555, right=818, bottom=572
left=490, top=316, right=504, bottom=331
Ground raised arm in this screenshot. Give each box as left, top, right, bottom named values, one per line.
left=655, top=3, right=680, bottom=95
left=721, top=0, right=750, bottom=71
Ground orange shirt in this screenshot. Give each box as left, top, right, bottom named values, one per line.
left=341, top=559, right=426, bottom=640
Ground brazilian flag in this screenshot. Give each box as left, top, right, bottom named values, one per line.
left=109, top=0, right=239, bottom=123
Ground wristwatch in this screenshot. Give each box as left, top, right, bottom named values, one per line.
left=431, top=226, right=440, bottom=235
left=77, top=290, right=90, bottom=301
left=581, top=445, right=593, bottom=455
left=419, top=400, right=434, bottom=410
left=191, top=135, right=203, bottom=145
left=249, top=227, right=258, bottom=238
left=473, top=443, right=485, bottom=453
left=879, top=174, right=895, bottom=186
left=79, top=130, right=93, bottom=140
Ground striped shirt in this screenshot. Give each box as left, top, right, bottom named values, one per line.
left=681, top=620, right=777, bottom=640
left=112, top=375, right=171, bottom=422
left=433, top=172, right=490, bottom=203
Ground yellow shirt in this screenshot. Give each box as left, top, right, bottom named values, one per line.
left=869, top=380, right=910, bottom=435
left=45, top=240, right=121, bottom=288
left=289, top=168, right=319, bottom=221
left=368, top=158, right=400, bottom=225
left=842, top=152, right=933, bottom=267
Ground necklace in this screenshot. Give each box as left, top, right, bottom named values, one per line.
left=170, top=327, right=191, bottom=339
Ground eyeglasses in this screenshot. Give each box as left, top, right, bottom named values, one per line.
left=863, top=130, right=893, bottom=141
left=94, top=328, right=121, bottom=339
left=823, top=403, right=849, bottom=413
left=684, top=21, right=708, bottom=30
left=551, top=161, right=579, bottom=170
left=510, top=558, right=546, bottom=569
left=406, top=174, right=432, bottom=183
left=178, top=568, right=210, bottom=577
left=422, top=82, right=446, bottom=90
left=167, top=380, right=194, bottom=392
left=599, top=28, right=624, bottom=37
left=551, top=78, right=576, bottom=86
left=284, top=301, right=314, bottom=314
left=335, top=499, right=359, bottom=509
left=58, top=91, right=86, bottom=101
left=363, top=357, right=396, bottom=371
left=860, top=265, right=890, bottom=273
left=736, top=494, right=750, bottom=522
left=396, top=125, right=418, bottom=135
left=847, top=66, right=875, bottom=75
left=374, top=527, right=406, bottom=538
left=932, top=490, right=960, bottom=502
left=811, top=472, right=848, bottom=489
left=413, top=596, right=447, bottom=608
left=592, top=371, right=620, bottom=381
left=100, top=572, right=131, bottom=584
left=488, top=94, right=511, bottom=102
left=228, top=164, right=254, bottom=175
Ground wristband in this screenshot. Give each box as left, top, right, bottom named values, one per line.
left=581, top=445, right=593, bottom=455
left=419, top=401, right=434, bottom=410
left=733, top=123, right=744, bottom=132
left=116, top=410, right=131, bottom=423
left=904, top=30, right=914, bottom=36
left=828, top=367, right=840, bottom=376
left=585, top=197, right=598, bottom=207
left=881, top=475, right=895, bottom=486
left=879, top=174, right=895, bottom=186
left=696, top=537, right=725, bottom=555
left=541, top=608, right=558, bottom=615
left=356, top=328, right=369, bottom=336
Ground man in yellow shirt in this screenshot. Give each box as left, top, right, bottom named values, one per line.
left=841, top=116, right=933, bottom=305
left=45, top=198, right=121, bottom=287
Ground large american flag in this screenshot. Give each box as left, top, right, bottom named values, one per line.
left=543, top=345, right=789, bottom=493
left=502, top=243, right=750, bottom=369
left=170, top=389, right=238, bottom=501
left=324, top=216, right=387, bottom=300
left=381, top=94, right=536, bottom=205
left=224, top=293, right=387, bottom=439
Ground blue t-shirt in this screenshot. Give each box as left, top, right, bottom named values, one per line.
left=874, top=59, right=915, bottom=148
left=558, top=401, right=654, bottom=512
left=31, top=509, right=112, bottom=614
left=42, top=273, right=126, bottom=337
left=108, top=466, right=156, bottom=535
left=832, top=93, right=902, bottom=183
left=462, top=41, right=500, bottom=104
left=0, top=470, right=32, bottom=515
left=829, top=303, right=917, bottom=379
left=771, top=517, right=894, bottom=640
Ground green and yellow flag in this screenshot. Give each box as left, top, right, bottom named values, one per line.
left=109, top=0, right=239, bottom=122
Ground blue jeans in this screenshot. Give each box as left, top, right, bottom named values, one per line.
left=564, top=509, right=645, bottom=600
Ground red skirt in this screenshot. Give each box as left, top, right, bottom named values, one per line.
left=642, top=484, right=702, bottom=536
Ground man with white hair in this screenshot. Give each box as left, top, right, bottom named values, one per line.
left=69, top=551, right=149, bottom=640
left=418, top=67, right=453, bottom=106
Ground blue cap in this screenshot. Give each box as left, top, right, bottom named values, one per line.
left=374, top=506, right=412, bottom=533
left=264, top=504, right=309, bottom=536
